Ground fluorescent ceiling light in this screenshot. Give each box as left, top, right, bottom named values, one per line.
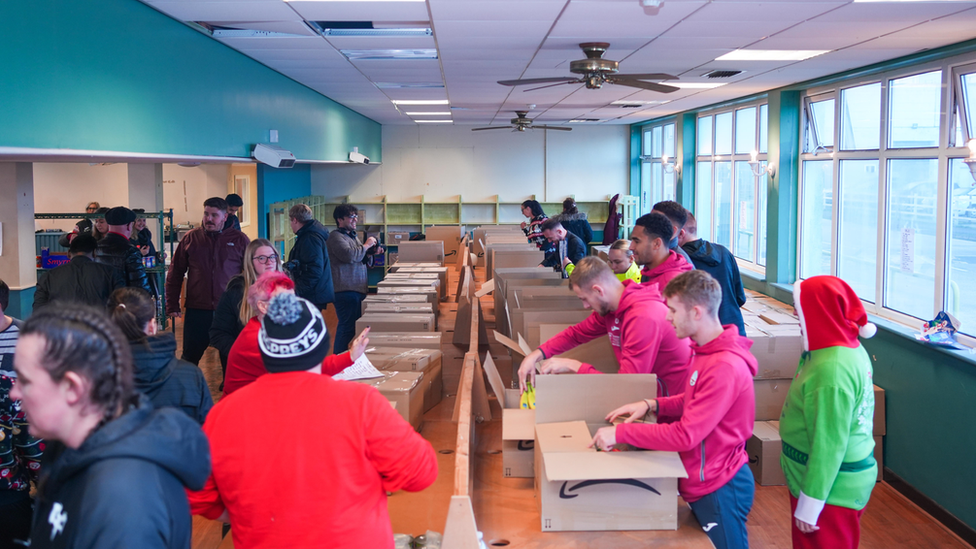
left=404, top=112, right=452, bottom=116
left=376, top=82, right=444, bottom=89
left=669, top=82, right=727, bottom=89
left=568, top=119, right=600, bottom=123
left=716, top=50, right=828, bottom=61
left=610, top=100, right=670, bottom=105
left=340, top=49, right=437, bottom=60
left=415, top=120, right=453, bottom=123
left=392, top=100, right=449, bottom=105
left=210, top=29, right=309, bottom=39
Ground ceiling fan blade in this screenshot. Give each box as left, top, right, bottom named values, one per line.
left=609, top=78, right=680, bottom=93
left=471, top=126, right=515, bottom=131
left=523, top=80, right=583, bottom=92
left=497, top=77, right=581, bottom=87
left=614, top=73, right=678, bottom=81
left=532, top=125, right=573, bottom=131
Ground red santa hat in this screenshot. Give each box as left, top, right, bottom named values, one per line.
left=793, top=275, right=876, bottom=352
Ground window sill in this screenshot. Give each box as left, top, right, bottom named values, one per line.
left=868, top=314, right=976, bottom=367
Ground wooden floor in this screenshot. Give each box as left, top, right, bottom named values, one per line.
left=180, top=294, right=972, bottom=549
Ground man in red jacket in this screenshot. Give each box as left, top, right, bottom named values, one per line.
left=631, top=211, right=693, bottom=291
left=165, top=197, right=250, bottom=364
left=592, top=270, right=757, bottom=549
left=517, top=257, right=690, bottom=402
left=189, top=292, right=438, bottom=549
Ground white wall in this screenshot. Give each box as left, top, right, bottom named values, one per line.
left=310, top=125, right=630, bottom=204
left=32, top=163, right=228, bottom=231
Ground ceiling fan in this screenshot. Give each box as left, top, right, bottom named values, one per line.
left=472, top=111, right=571, bottom=132
left=498, top=42, right=679, bottom=93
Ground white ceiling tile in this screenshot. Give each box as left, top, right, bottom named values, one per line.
left=148, top=1, right=301, bottom=21
left=324, top=35, right=436, bottom=50
left=430, top=0, right=564, bottom=21
left=814, top=2, right=976, bottom=23
left=686, top=1, right=845, bottom=23
left=286, top=1, right=430, bottom=22
left=550, top=1, right=706, bottom=37
left=218, top=36, right=322, bottom=50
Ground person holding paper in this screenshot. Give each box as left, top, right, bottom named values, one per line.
left=189, top=292, right=437, bottom=548
left=222, top=271, right=368, bottom=396
left=517, top=257, right=691, bottom=405
left=591, top=270, right=757, bottom=549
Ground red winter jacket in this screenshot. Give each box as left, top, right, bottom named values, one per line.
left=223, top=317, right=353, bottom=396
left=616, top=326, right=757, bottom=502
left=538, top=280, right=691, bottom=399
left=165, top=227, right=250, bottom=313
left=189, top=372, right=438, bottom=549
left=640, top=250, right=693, bottom=293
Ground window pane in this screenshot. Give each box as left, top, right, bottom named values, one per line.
left=800, top=160, right=833, bottom=279
left=759, top=104, right=768, bottom=154
left=837, top=160, right=879, bottom=301
left=734, top=161, right=756, bottom=261
left=758, top=169, right=767, bottom=266
left=663, top=123, right=676, bottom=158
left=948, top=158, right=976, bottom=334
left=652, top=162, right=664, bottom=206
left=840, top=83, right=881, bottom=150
left=715, top=161, right=733, bottom=247
left=664, top=170, right=676, bottom=202
left=698, top=116, right=713, bottom=156
left=810, top=99, right=835, bottom=148
left=715, top=112, right=733, bottom=155
left=696, top=162, right=713, bottom=241
left=963, top=72, right=976, bottom=138
left=652, top=126, right=663, bottom=158
left=643, top=128, right=652, bottom=156
left=735, top=107, right=757, bottom=154
left=888, top=70, right=942, bottom=149
left=641, top=162, right=652, bottom=213
left=885, top=158, right=937, bottom=318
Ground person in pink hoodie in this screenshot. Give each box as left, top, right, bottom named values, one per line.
left=592, top=270, right=757, bottom=549
left=516, top=257, right=691, bottom=403
left=631, top=212, right=693, bottom=292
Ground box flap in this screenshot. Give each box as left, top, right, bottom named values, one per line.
left=483, top=354, right=507, bottom=407
left=535, top=374, right=657, bottom=425
left=543, top=451, right=688, bottom=481
left=493, top=330, right=531, bottom=356
left=517, top=333, right=532, bottom=356
left=502, top=409, right=536, bottom=440
left=752, top=421, right=781, bottom=442
left=535, top=421, right=592, bottom=453
left=475, top=278, right=495, bottom=298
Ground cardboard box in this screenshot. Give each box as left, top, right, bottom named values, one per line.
left=425, top=226, right=465, bottom=265
left=387, top=231, right=412, bottom=245
left=365, top=347, right=443, bottom=412
left=376, top=286, right=438, bottom=305
left=503, top=397, right=536, bottom=478
left=363, top=302, right=434, bottom=316
left=749, top=329, right=804, bottom=380
left=747, top=421, right=786, bottom=486
left=754, top=379, right=790, bottom=421
left=534, top=421, right=687, bottom=531
left=356, top=313, right=435, bottom=333
left=377, top=278, right=443, bottom=302
left=390, top=266, right=449, bottom=294
left=874, top=435, right=884, bottom=482
left=874, top=384, right=885, bottom=436
left=397, top=241, right=445, bottom=265
left=353, top=371, right=425, bottom=431
left=590, top=245, right=610, bottom=262
left=365, top=332, right=443, bottom=350
left=533, top=324, right=618, bottom=374
left=362, top=293, right=430, bottom=314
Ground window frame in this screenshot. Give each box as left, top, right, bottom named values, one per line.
left=640, top=119, right=678, bottom=213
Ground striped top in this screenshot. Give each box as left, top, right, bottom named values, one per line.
left=0, top=317, right=23, bottom=374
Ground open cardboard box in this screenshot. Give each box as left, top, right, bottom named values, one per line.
left=362, top=293, right=430, bottom=315
left=483, top=353, right=537, bottom=477
left=363, top=302, right=434, bottom=315
left=376, top=286, right=438, bottom=305
left=352, top=371, right=425, bottom=431
left=376, top=278, right=443, bottom=302
left=424, top=225, right=465, bottom=265
left=532, top=323, right=618, bottom=374
left=365, top=347, right=443, bottom=412
left=356, top=313, right=435, bottom=333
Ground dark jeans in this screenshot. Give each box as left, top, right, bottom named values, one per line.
left=0, top=492, right=32, bottom=549
left=688, top=463, right=755, bottom=549
left=182, top=308, right=215, bottom=365
left=333, top=291, right=365, bottom=354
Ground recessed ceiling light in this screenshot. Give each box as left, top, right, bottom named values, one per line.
left=716, top=50, right=828, bottom=61
left=415, top=120, right=453, bottom=124
left=340, top=49, right=437, bottom=60
left=404, top=112, right=452, bottom=116
left=392, top=100, right=449, bottom=105
left=670, top=82, right=727, bottom=89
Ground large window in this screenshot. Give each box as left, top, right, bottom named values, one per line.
left=697, top=102, right=768, bottom=270
left=798, top=58, right=976, bottom=337
left=640, top=121, right=676, bottom=213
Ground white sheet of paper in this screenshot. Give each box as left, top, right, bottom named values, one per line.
left=332, top=353, right=384, bottom=381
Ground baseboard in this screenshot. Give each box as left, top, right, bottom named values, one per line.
left=884, top=467, right=976, bottom=547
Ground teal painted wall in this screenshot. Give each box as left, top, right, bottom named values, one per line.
left=0, top=0, right=381, bottom=163
left=6, top=288, right=35, bottom=321
left=257, top=164, right=311, bottom=238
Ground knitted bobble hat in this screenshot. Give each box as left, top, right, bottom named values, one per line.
left=258, top=292, right=329, bottom=373
left=793, top=275, right=876, bottom=352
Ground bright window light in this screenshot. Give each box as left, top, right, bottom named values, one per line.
left=392, top=100, right=449, bottom=105
left=404, top=112, right=452, bottom=116
left=670, top=82, right=727, bottom=89
left=716, top=50, right=829, bottom=61
left=415, top=120, right=453, bottom=123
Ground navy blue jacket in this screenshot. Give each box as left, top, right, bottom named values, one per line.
left=130, top=333, right=214, bottom=425
left=289, top=220, right=335, bottom=307
left=682, top=239, right=747, bottom=336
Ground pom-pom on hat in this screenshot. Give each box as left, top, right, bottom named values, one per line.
left=793, top=275, right=876, bottom=352
left=259, top=292, right=329, bottom=373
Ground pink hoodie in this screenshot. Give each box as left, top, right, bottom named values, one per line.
left=616, top=326, right=758, bottom=502
left=538, top=280, right=691, bottom=399
left=640, top=250, right=693, bottom=293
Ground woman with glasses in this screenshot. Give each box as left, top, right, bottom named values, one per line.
left=210, top=239, right=281, bottom=382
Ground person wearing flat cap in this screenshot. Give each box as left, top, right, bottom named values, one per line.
left=189, top=292, right=438, bottom=548
left=96, top=206, right=152, bottom=294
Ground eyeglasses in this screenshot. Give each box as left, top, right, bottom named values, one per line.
left=346, top=214, right=359, bottom=220
left=253, top=255, right=279, bottom=263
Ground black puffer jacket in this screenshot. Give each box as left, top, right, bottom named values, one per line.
left=130, top=333, right=214, bottom=425
left=209, top=275, right=247, bottom=368
left=288, top=220, right=335, bottom=307
left=96, top=232, right=152, bottom=294
left=682, top=238, right=747, bottom=336
left=28, top=396, right=210, bottom=549
left=553, top=212, right=594, bottom=245
left=33, top=256, right=125, bottom=311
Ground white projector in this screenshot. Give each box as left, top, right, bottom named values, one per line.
left=252, top=144, right=296, bottom=168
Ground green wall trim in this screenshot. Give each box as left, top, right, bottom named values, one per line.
left=0, top=0, right=381, bottom=163
left=765, top=90, right=800, bottom=286
left=629, top=125, right=642, bottom=198
left=678, top=112, right=696, bottom=210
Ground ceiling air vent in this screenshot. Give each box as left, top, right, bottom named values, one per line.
left=705, top=70, right=742, bottom=79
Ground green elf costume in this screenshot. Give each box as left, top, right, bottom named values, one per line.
left=780, top=275, right=877, bottom=549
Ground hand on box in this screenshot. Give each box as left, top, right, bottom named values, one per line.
left=349, top=327, right=370, bottom=361
left=539, top=358, right=582, bottom=375
left=517, top=350, right=544, bottom=393
left=589, top=426, right=617, bottom=452
left=605, top=400, right=652, bottom=424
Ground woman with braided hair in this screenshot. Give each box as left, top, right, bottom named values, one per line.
left=10, top=304, right=210, bottom=549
